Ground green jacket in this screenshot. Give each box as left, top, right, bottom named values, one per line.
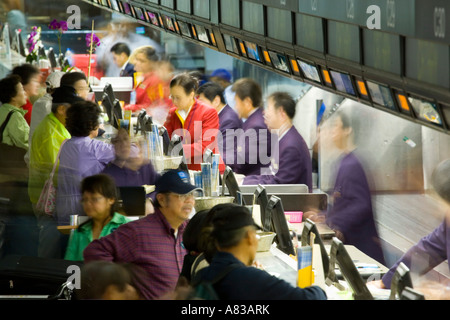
left=28, top=112, right=71, bottom=204
left=64, top=212, right=132, bottom=261
left=0, top=103, right=29, bottom=150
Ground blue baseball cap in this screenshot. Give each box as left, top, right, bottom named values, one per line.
left=155, top=170, right=200, bottom=195
left=210, top=68, right=232, bottom=83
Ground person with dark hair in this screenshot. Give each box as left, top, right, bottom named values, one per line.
left=243, top=92, right=312, bottom=190
left=0, top=74, right=29, bottom=150
left=371, top=159, right=450, bottom=299
left=228, top=78, right=272, bottom=177
left=64, top=174, right=132, bottom=261
left=83, top=169, right=200, bottom=300
left=192, top=205, right=327, bottom=300
left=197, top=82, right=242, bottom=166
left=305, top=109, right=385, bottom=265
left=125, top=45, right=171, bottom=116
left=28, top=84, right=72, bottom=258
left=11, top=63, right=41, bottom=125
left=163, top=73, right=225, bottom=172
left=76, top=261, right=142, bottom=300
left=55, top=101, right=139, bottom=230
left=110, top=42, right=135, bottom=79
left=51, top=71, right=89, bottom=102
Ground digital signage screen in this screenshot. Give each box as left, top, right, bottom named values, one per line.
left=244, top=41, right=262, bottom=62
left=268, top=51, right=290, bottom=73
left=330, top=70, right=356, bottom=96
left=408, top=96, right=443, bottom=126
left=298, top=59, right=321, bottom=84
left=366, top=81, right=396, bottom=111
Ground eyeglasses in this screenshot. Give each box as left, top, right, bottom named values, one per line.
left=170, top=192, right=195, bottom=201
left=81, top=196, right=105, bottom=204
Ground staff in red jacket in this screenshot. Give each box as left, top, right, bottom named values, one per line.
left=164, top=73, right=225, bottom=173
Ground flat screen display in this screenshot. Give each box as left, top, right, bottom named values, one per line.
left=408, top=96, right=443, bottom=126
left=120, top=1, right=132, bottom=15
left=223, top=34, right=239, bottom=55
left=194, top=25, right=210, bottom=43
left=244, top=41, right=262, bottom=62
left=330, top=70, right=356, bottom=96
left=134, top=7, right=146, bottom=21
left=164, top=16, right=176, bottom=32
left=221, top=0, right=240, bottom=28
left=366, top=81, right=396, bottom=111
left=147, top=12, right=160, bottom=27
left=298, top=59, right=321, bottom=83
left=268, top=51, right=290, bottom=73
left=109, top=0, right=119, bottom=11
left=177, top=21, right=192, bottom=38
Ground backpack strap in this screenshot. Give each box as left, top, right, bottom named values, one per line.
left=0, top=111, right=16, bottom=143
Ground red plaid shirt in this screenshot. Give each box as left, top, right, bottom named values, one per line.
left=83, top=208, right=188, bottom=300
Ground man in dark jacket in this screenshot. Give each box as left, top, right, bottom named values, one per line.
left=193, top=204, right=327, bottom=300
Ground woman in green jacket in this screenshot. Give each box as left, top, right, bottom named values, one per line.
left=65, top=174, right=132, bottom=261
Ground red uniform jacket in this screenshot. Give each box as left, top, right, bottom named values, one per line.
left=164, top=99, right=226, bottom=173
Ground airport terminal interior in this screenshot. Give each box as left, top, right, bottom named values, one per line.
left=0, top=0, right=449, bottom=302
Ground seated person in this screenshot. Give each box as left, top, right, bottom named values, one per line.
left=192, top=205, right=327, bottom=300
left=65, top=174, right=132, bottom=261
left=102, top=128, right=160, bottom=214
left=243, top=92, right=313, bottom=191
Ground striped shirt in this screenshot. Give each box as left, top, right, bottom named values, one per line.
left=83, top=208, right=188, bottom=300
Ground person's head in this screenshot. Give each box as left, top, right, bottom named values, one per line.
left=210, top=204, right=261, bottom=266
left=431, top=159, right=450, bottom=206
left=232, top=78, right=262, bottom=119
left=130, top=45, right=159, bottom=74
left=76, top=261, right=140, bottom=300
left=11, top=63, right=41, bottom=98
left=182, top=209, right=210, bottom=254
left=197, top=82, right=226, bottom=111
left=59, top=72, right=89, bottom=99
left=65, top=100, right=101, bottom=138
left=154, top=169, right=199, bottom=229
left=170, top=73, right=198, bottom=111
left=0, top=75, right=27, bottom=107
left=210, top=68, right=232, bottom=89
left=45, top=71, right=65, bottom=94
left=80, top=174, right=118, bottom=220
left=110, top=42, right=131, bottom=68
left=111, top=128, right=131, bottom=161
left=264, top=92, right=296, bottom=131
left=330, top=109, right=357, bottom=151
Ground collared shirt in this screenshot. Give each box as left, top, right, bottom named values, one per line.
left=28, top=112, right=71, bottom=204
left=0, top=103, right=29, bottom=150
left=64, top=212, right=132, bottom=261
left=83, top=208, right=189, bottom=300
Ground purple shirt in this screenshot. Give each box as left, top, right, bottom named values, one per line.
left=243, top=126, right=312, bottom=191
left=56, top=137, right=115, bottom=225
left=219, top=105, right=242, bottom=166
left=229, top=108, right=272, bottom=176
left=382, top=217, right=450, bottom=288
left=83, top=208, right=188, bottom=300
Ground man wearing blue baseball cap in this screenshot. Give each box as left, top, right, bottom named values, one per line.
left=84, top=169, right=201, bottom=300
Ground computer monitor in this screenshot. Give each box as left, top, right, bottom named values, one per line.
left=117, top=186, right=146, bottom=216
left=389, top=262, right=413, bottom=300
left=47, top=47, right=57, bottom=69
left=326, top=237, right=374, bottom=300
left=300, top=218, right=330, bottom=276
left=266, top=195, right=295, bottom=256
left=221, top=166, right=245, bottom=205
left=253, top=184, right=270, bottom=231
left=159, top=126, right=171, bottom=156
left=102, top=84, right=122, bottom=129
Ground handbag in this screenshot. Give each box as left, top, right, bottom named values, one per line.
left=0, top=111, right=27, bottom=178
left=36, top=139, right=67, bottom=216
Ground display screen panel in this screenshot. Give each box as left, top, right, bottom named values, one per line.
left=296, top=13, right=324, bottom=52
left=223, top=34, right=239, bottom=55
left=327, top=20, right=360, bottom=63
left=408, top=96, right=443, bottom=126
left=147, top=11, right=160, bottom=27
left=120, top=1, right=132, bottom=15
left=244, top=41, right=262, bottom=62
left=177, top=21, right=192, bottom=38
left=366, top=81, right=396, bottom=111
left=242, top=1, right=264, bottom=35
left=193, top=0, right=210, bottom=20
left=330, top=70, right=356, bottom=96
left=267, top=7, right=292, bottom=43
left=194, top=25, right=210, bottom=44
left=163, top=15, right=176, bottom=32
left=298, top=59, right=321, bottom=84
left=133, top=7, right=146, bottom=21
left=268, top=51, right=290, bottom=73
left=221, top=0, right=240, bottom=28
left=109, top=0, right=119, bottom=11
